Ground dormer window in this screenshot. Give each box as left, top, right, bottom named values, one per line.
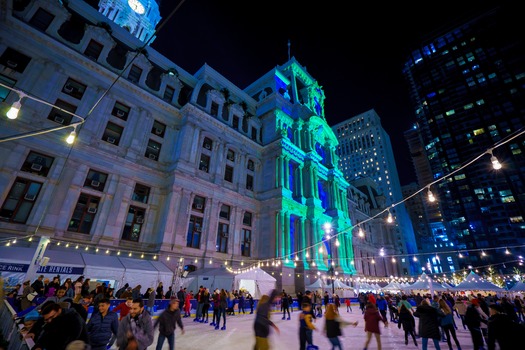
left=128, top=65, right=142, bottom=83
left=210, top=101, right=219, bottom=117
left=226, top=149, right=235, bottom=162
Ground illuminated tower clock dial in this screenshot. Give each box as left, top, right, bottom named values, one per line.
left=128, top=0, right=145, bottom=14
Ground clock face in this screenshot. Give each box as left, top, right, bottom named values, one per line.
left=128, top=0, right=145, bottom=14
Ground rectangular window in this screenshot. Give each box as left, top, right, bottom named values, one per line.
left=0, top=48, right=31, bottom=73
left=132, top=183, right=150, bottom=204
left=122, top=206, right=145, bottom=242
left=128, top=65, right=142, bottom=83
left=145, top=139, right=161, bottom=161
left=243, top=211, right=252, bottom=226
left=102, top=121, right=124, bottom=145
left=232, top=115, right=239, bottom=130
left=192, top=196, right=205, bottom=212
left=151, top=120, right=166, bottom=138
left=241, top=228, right=251, bottom=257
left=83, top=169, right=108, bottom=191
left=47, top=99, right=77, bottom=125
left=216, top=222, right=229, bottom=253
left=0, top=74, right=16, bottom=102
left=219, top=204, right=230, bottom=220
left=0, top=178, right=42, bottom=223
left=163, top=85, right=175, bottom=103
left=112, top=101, right=130, bottom=121
left=62, top=78, right=87, bottom=100
left=247, top=160, right=254, bottom=171
left=29, top=8, right=55, bottom=31
left=210, top=102, right=219, bottom=117
left=84, top=39, right=103, bottom=60
left=246, top=174, right=254, bottom=191
left=224, top=165, right=233, bottom=182
left=20, top=151, right=54, bottom=177
left=203, top=137, right=213, bottom=150
left=199, top=154, right=210, bottom=172
left=187, top=215, right=202, bottom=249
left=67, top=193, right=100, bottom=234
left=226, top=149, right=235, bottom=161
left=251, top=127, right=257, bottom=141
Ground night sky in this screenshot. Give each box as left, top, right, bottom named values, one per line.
left=151, top=0, right=501, bottom=185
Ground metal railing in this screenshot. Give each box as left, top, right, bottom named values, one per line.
left=0, top=300, right=33, bottom=350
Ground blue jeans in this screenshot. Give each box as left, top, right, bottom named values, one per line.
left=156, top=333, right=174, bottom=350
left=421, top=337, right=441, bottom=350
left=328, top=336, right=342, bottom=350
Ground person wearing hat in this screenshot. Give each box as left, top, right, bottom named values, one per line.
left=464, top=298, right=487, bottom=350
left=20, top=280, right=35, bottom=311
left=153, top=298, right=184, bottom=350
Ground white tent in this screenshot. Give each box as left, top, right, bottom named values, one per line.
left=187, top=267, right=235, bottom=293
left=0, top=246, right=174, bottom=292
left=82, top=253, right=125, bottom=288
left=382, top=281, right=405, bottom=291
left=405, top=272, right=452, bottom=292
left=454, top=271, right=504, bottom=292
left=306, top=278, right=327, bottom=291
left=234, top=268, right=276, bottom=299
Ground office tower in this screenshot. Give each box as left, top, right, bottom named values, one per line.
left=402, top=4, right=524, bottom=272
left=333, top=109, right=419, bottom=275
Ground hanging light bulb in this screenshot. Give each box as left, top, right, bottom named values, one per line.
left=371, top=258, right=376, bottom=264
left=66, top=126, right=77, bottom=144
left=106, top=249, right=110, bottom=254
left=427, top=188, right=436, bottom=202
left=391, top=257, right=396, bottom=263
left=129, top=252, right=132, bottom=257
left=153, top=255, right=157, bottom=259
left=458, top=252, right=464, bottom=258
left=413, top=256, right=418, bottom=262
left=96, top=248, right=99, bottom=252
left=295, top=255, right=299, bottom=261
left=379, top=248, right=385, bottom=257
left=335, top=239, right=340, bottom=247
left=358, top=227, right=365, bottom=238
left=194, top=258, right=198, bottom=263
left=6, top=93, right=25, bottom=120
left=319, top=246, right=323, bottom=253
left=305, top=251, right=309, bottom=258
left=489, top=150, right=502, bottom=170
left=85, top=246, right=88, bottom=251
left=481, top=251, right=487, bottom=257
left=387, top=210, right=393, bottom=223
left=505, top=248, right=511, bottom=255
left=65, top=242, right=69, bottom=247
left=117, top=251, right=121, bottom=255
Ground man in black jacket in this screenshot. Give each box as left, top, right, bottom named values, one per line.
left=487, top=303, right=521, bottom=350
left=31, top=275, right=45, bottom=297
left=32, top=302, right=89, bottom=350
left=154, top=299, right=185, bottom=350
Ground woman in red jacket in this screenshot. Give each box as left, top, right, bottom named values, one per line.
left=184, top=291, right=192, bottom=317
left=363, top=302, right=388, bottom=350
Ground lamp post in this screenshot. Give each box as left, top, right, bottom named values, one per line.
left=323, top=223, right=338, bottom=296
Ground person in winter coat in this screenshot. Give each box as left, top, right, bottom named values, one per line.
left=113, top=297, right=133, bottom=320
left=464, top=298, right=487, bottom=350
left=153, top=298, right=184, bottom=350
left=487, top=303, right=522, bottom=350
left=147, top=288, right=156, bottom=314
left=413, top=298, right=443, bottom=350
left=363, top=302, right=388, bottom=350
left=253, top=289, right=280, bottom=350
left=183, top=291, right=192, bottom=318
left=116, top=298, right=154, bottom=350
left=299, top=302, right=317, bottom=350
left=398, top=302, right=417, bottom=346
left=323, top=303, right=358, bottom=350
left=87, top=298, right=119, bottom=350
left=281, top=292, right=291, bottom=320
left=155, top=282, right=164, bottom=299
left=438, top=299, right=462, bottom=350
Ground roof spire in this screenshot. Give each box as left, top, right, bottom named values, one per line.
left=288, top=39, right=291, bottom=61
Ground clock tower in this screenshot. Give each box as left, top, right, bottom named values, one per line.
left=97, top=0, right=161, bottom=44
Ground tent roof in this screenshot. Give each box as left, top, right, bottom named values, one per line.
left=150, top=260, right=173, bottom=273
left=331, top=279, right=350, bottom=289
left=454, top=271, right=504, bottom=291
left=188, top=267, right=234, bottom=277
left=306, top=278, right=326, bottom=289
left=82, top=253, right=125, bottom=269
left=510, top=281, right=525, bottom=292
left=406, top=273, right=451, bottom=291
left=235, top=268, right=276, bottom=281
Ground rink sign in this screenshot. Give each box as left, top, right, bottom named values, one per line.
left=0, top=263, right=84, bottom=275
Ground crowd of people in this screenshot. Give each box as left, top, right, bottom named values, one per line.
left=4, top=274, right=525, bottom=350
left=5, top=275, right=186, bottom=350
